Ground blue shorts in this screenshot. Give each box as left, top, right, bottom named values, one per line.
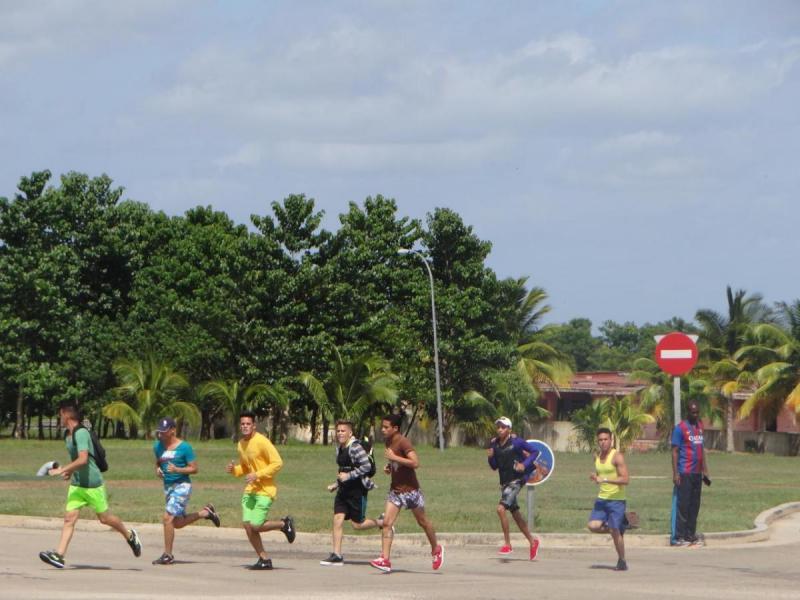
left=589, top=499, right=627, bottom=530
left=164, top=482, right=192, bottom=517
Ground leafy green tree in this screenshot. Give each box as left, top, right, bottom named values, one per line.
left=538, top=318, right=600, bottom=371
left=298, top=346, right=398, bottom=442
left=197, top=380, right=289, bottom=441
left=696, top=286, right=773, bottom=451
left=735, top=302, right=800, bottom=423
left=102, top=357, right=199, bottom=438
left=571, top=396, right=654, bottom=452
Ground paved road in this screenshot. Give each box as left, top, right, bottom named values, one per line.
left=2, top=513, right=800, bottom=600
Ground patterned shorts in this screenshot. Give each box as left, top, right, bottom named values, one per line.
left=499, top=479, right=524, bottom=512
left=164, top=482, right=192, bottom=516
left=387, top=488, right=425, bottom=510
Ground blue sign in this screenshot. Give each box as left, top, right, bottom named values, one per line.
left=525, top=439, right=555, bottom=486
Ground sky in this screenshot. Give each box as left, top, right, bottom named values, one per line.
left=1, top=0, right=798, bottom=328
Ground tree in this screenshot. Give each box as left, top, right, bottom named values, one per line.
left=696, top=286, right=773, bottom=451
left=102, top=357, right=199, bottom=438
left=735, top=303, right=800, bottom=424
left=197, top=379, right=290, bottom=441
left=571, top=396, right=654, bottom=452
left=298, top=346, right=398, bottom=443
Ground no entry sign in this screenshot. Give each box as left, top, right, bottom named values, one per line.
left=654, top=332, right=698, bottom=376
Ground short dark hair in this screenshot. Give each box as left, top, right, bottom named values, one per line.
left=239, top=410, right=256, bottom=422
left=382, top=413, right=403, bottom=429
left=596, top=427, right=613, bottom=437
left=335, top=419, right=354, bottom=430
left=58, top=401, right=80, bottom=420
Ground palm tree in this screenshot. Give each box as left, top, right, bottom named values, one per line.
left=197, top=380, right=290, bottom=441
left=570, top=396, right=654, bottom=452
left=102, top=357, right=199, bottom=438
left=696, top=286, right=773, bottom=452
left=631, top=357, right=717, bottom=442
left=510, top=281, right=573, bottom=399
left=299, top=346, right=398, bottom=442
left=735, top=304, right=800, bottom=423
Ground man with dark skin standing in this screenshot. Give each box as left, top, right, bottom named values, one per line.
left=39, top=401, right=141, bottom=568
left=587, top=427, right=629, bottom=571
left=486, top=416, right=541, bottom=559
left=671, top=401, right=711, bottom=546
left=369, top=414, right=443, bottom=573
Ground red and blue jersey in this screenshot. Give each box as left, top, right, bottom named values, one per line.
left=671, top=420, right=704, bottom=474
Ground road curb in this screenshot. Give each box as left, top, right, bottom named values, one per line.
left=2, top=501, right=799, bottom=549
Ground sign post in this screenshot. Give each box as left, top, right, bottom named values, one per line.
left=654, top=332, right=699, bottom=422
left=525, top=439, right=555, bottom=530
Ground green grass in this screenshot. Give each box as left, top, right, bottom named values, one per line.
left=1, top=438, right=798, bottom=534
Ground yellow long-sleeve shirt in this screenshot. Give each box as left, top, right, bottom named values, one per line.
left=232, top=432, right=283, bottom=498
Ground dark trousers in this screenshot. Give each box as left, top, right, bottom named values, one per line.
left=675, top=473, right=703, bottom=540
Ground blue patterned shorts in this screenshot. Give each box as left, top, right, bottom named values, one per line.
left=387, top=488, right=425, bottom=510
left=164, top=482, right=192, bottom=516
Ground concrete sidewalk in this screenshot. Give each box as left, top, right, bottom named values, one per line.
left=2, top=500, right=799, bottom=549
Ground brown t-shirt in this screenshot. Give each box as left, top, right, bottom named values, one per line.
left=387, top=434, right=420, bottom=493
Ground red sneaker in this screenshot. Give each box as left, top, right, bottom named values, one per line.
left=498, top=545, right=513, bottom=555
left=530, top=538, right=540, bottom=561
left=369, top=556, right=392, bottom=573
left=432, top=544, right=444, bottom=570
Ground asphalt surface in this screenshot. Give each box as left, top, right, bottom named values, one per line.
left=2, top=511, right=800, bottom=600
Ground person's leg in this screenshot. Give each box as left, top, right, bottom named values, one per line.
left=497, top=504, right=512, bottom=546
left=687, top=474, right=702, bottom=540
left=332, top=512, right=345, bottom=556
left=57, top=510, right=80, bottom=556
left=349, top=492, right=379, bottom=531
left=510, top=509, right=536, bottom=546
left=380, top=501, right=401, bottom=560
left=610, top=528, right=625, bottom=561
left=410, top=506, right=438, bottom=554
left=588, top=499, right=610, bottom=533
left=243, top=522, right=268, bottom=559
left=162, top=513, right=176, bottom=555
left=675, top=475, right=693, bottom=542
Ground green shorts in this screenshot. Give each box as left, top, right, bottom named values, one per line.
left=66, top=485, right=109, bottom=513
left=241, top=493, right=273, bottom=526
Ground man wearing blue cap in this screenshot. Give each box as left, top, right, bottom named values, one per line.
left=152, top=417, right=220, bottom=565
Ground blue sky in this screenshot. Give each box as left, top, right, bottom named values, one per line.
left=1, top=1, right=798, bottom=327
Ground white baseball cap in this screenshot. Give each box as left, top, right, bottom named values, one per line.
left=495, top=416, right=512, bottom=428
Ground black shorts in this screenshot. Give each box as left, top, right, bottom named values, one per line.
left=334, top=486, right=367, bottom=523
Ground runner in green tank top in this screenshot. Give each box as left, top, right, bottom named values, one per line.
left=587, top=427, right=629, bottom=571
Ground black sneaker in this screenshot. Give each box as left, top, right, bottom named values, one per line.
left=281, top=516, right=296, bottom=544
left=249, top=557, right=273, bottom=570
left=671, top=538, right=690, bottom=547
left=320, top=553, right=344, bottom=566
left=127, top=529, right=142, bottom=557
left=204, top=503, right=221, bottom=527
left=152, top=553, right=174, bottom=565
left=39, top=550, right=65, bottom=569
left=614, top=559, right=628, bottom=571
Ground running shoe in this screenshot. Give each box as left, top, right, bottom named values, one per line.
left=498, top=545, right=513, bottom=555
left=281, top=515, right=296, bottom=543
left=152, top=553, right=174, bottom=565
left=688, top=535, right=705, bottom=547
left=369, top=556, right=392, bottom=573
left=529, top=538, right=540, bottom=561
left=249, top=557, right=273, bottom=570
left=614, top=558, right=628, bottom=571
left=204, top=503, right=221, bottom=527
left=39, top=550, right=64, bottom=569
left=127, top=528, right=142, bottom=557
left=432, top=544, right=444, bottom=570
left=671, top=538, right=690, bottom=547
left=320, top=553, right=344, bottom=566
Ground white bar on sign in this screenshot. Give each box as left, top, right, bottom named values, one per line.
left=660, top=349, right=692, bottom=359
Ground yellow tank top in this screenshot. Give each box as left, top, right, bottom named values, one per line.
left=595, top=449, right=625, bottom=500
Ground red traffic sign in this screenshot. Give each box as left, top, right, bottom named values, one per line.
left=654, top=332, right=698, bottom=376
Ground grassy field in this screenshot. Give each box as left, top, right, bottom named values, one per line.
left=1, top=438, right=798, bottom=534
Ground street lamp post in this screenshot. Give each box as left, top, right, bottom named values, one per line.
left=398, top=248, right=445, bottom=451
